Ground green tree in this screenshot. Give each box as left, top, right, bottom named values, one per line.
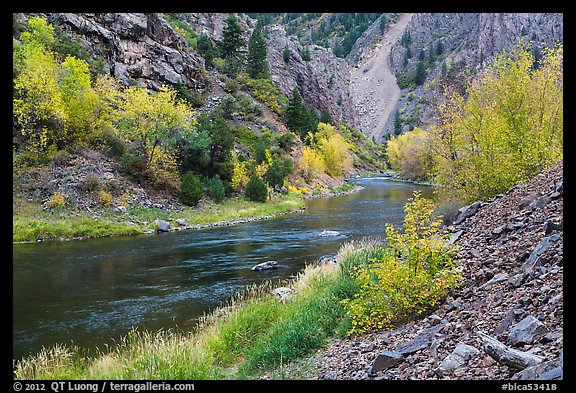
left=264, top=159, right=286, bottom=190
left=301, top=46, right=311, bottom=61
left=247, top=28, right=270, bottom=79
left=414, top=60, right=426, bottom=86
left=244, top=173, right=268, bottom=202
left=286, top=88, right=307, bottom=138
left=205, top=175, right=225, bottom=203
left=394, top=109, right=402, bottom=135
left=379, top=14, right=387, bottom=34
left=118, top=85, right=194, bottom=167
left=283, top=44, right=291, bottom=62
left=436, top=40, right=444, bottom=56
left=196, top=33, right=217, bottom=68
left=180, top=171, right=204, bottom=206
left=219, top=14, right=246, bottom=76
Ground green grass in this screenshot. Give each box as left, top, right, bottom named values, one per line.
left=14, top=259, right=355, bottom=380
left=14, top=236, right=459, bottom=380
left=12, top=194, right=305, bottom=243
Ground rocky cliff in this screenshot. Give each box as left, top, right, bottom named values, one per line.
left=312, top=160, right=563, bottom=380
left=44, top=13, right=209, bottom=92
left=264, top=24, right=360, bottom=129
left=384, top=12, right=563, bottom=134
left=183, top=12, right=360, bottom=129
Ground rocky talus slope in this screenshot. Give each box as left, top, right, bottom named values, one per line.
left=312, top=160, right=563, bottom=380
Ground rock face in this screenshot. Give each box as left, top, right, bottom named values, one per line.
left=383, top=13, right=563, bottom=135
left=45, top=13, right=208, bottom=92
left=264, top=24, right=360, bottom=129
left=312, top=160, right=563, bottom=380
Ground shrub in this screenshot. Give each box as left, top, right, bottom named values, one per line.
left=119, top=153, right=147, bottom=179
left=341, top=192, right=461, bottom=334
left=244, top=174, right=268, bottom=203
left=205, top=175, right=225, bottom=203
left=180, top=171, right=204, bottom=207
left=48, top=191, right=67, bottom=208
left=274, top=132, right=296, bottom=151
left=97, top=190, right=113, bottom=207
left=264, top=160, right=286, bottom=190
left=298, top=146, right=325, bottom=181
left=83, top=175, right=100, bottom=192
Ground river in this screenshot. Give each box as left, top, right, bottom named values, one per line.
left=12, top=177, right=433, bottom=361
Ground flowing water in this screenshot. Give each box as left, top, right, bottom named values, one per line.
left=13, top=177, right=433, bottom=360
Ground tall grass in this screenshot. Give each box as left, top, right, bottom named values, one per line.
left=14, top=234, right=458, bottom=379
left=14, top=260, right=355, bottom=380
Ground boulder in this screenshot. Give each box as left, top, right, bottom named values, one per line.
left=370, top=350, right=404, bottom=374
left=271, top=286, right=293, bottom=303
left=316, top=254, right=338, bottom=266
left=522, top=234, right=561, bottom=271
left=511, top=355, right=563, bottom=380
left=175, top=218, right=188, bottom=227
left=436, top=342, right=480, bottom=377
left=454, top=201, right=485, bottom=225
left=251, top=261, right=278, bottom=271
left=508, top=315, right=548, bottom=345
left=395, top=324, right=443, bottom=355
left=154, top=219, right=170, bottom=232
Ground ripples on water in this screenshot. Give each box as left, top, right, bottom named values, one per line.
left=13, top=178, right=433, bottom=359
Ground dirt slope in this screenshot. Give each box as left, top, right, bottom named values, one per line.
left=350, top=13, right=413, bottom=142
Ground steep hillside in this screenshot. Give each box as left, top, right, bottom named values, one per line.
left=311, top=160, right=563, bottom=380
left=384, top=13, right=563, bottom=136
left=350, top=13, right=413, bottom=141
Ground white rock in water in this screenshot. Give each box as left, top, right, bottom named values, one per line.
left=319, top=230, right=341, bottom=237
left=251, top=261, right=278, bottom=271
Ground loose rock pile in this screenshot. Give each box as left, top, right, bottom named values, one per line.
left=312, top=160, right=563, bottom=380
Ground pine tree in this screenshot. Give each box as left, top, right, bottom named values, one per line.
left=247, top=27, right=270, bottom=79
left=196, top=33, right=217, bottom=68
left=414, top=61, right=426, bottom=86
left=394, top=109, right=402, bottom=135
left=283, top=44, right=291, bottom=62
left=219, top=14, right=246, bottom=76
left=286, top=88, right=307, bottom=138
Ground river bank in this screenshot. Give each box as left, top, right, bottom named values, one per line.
left=13, top=182, right=364, bottom=244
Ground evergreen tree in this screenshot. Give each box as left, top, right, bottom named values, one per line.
left=319, top=109, right=333, bottom=124
left=196, top=33, right=217, bottom=68
left=286, top=88, right=307, bottom=138
left=394, top=109, right=402, bottom=135
left=301, top=46, right=311, bottom=61
left=435, top=40, right=444, bottom=56
left=283, top=44, right=291, bottom=62
left=379, top=14, right=387, bottom=34
left=245, top=173, right=268, bottom=202
left=247, top=27, right=270, bottom=79
left=414, top=61, right=426, bottom=86
left=219, top=14, right=246, bottom=76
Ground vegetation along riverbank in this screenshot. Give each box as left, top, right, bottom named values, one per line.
left=13, top=12, right=563, bottom=381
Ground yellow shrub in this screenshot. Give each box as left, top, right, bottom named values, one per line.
left=118, top=193, right=131, bottom=207
left=341, top=192, right=461, bottom=334
left=287, top=184, right=309, bottom=196
left=231, top=161, right=250, bottom=192
left=298, top=146, right=325, bottom=181
left=97, top=190, right=113, bottom=207
left=48, top=191, right=67, bottom=208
